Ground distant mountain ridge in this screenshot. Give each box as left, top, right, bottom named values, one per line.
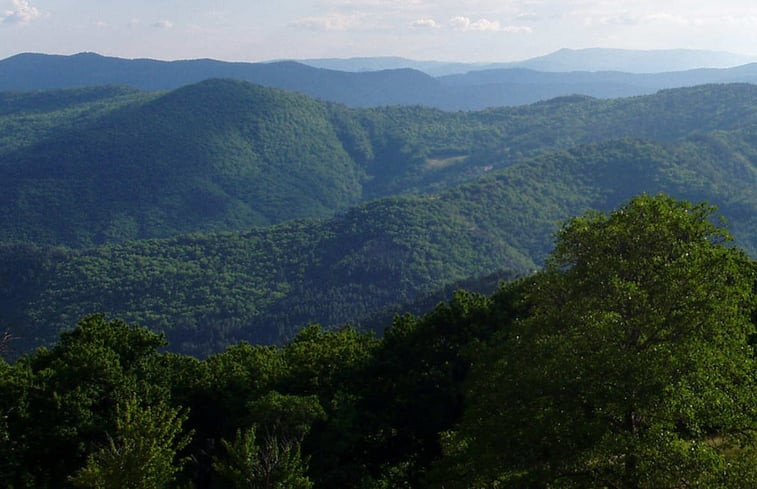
left=504, top=48, right=757, bottom=73
left=2, top=51, right=757, bottom=110
left=297, top=48, right=757, bottom=75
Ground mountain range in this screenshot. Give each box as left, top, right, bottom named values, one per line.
left=2, top=50, right=757, bottom=110
left=0, top=81, right=755, bottom=357
left=297, top=48, right=757, bottom=75
left=2, top=81, right=756, bottom=248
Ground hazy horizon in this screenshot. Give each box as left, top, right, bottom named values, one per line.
left=2, top=1, right=757, bottom=63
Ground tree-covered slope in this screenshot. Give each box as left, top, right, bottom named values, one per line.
left=0, top=85, right=151, bottom=155
left=0, top=80, right=366, bottom=245
left=2, top=196, right=754, bottom=489
left=2, top=135, right=754, bottom=357
left=1, top=82, right=756, bottom=247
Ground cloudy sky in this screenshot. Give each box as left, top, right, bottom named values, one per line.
left=2, top=0, right=757, bottom=62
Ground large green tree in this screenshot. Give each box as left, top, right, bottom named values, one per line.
left=0, top=315, right=168, bottom=488
left=441, top=195, right=757, bottom=488
left=69, top=396, right=192, bottom=489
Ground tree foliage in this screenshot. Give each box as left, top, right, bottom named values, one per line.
left=1, top=82, right=755, bottom=248
left=213, top=426, right=313, bottom=489
left=2, top=132, right=756, bottom=357
left=69, top=396, right=192, bottom=489
left=0, top=196, right=754, bottom=489
left=442, top=195, right=757, bottom=488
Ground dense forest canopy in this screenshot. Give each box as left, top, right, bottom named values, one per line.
left=1, top=195, right=754, bottom=488
left=0, top=134, right=754, bottom=356
left=0, top=82, right=755, bottom=357
left=0, top=67, right=755, bottom=487
left=0, top=81, right=755, bottom=247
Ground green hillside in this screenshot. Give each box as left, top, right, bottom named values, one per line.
left=2, top=134, right=754, bottom=357
left=1, top=196, right=754, bottom=489
left=1, top=82, right=756, bottom=247
left=0, top=80, right=365, bottom=245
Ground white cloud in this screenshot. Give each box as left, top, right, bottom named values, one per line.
left=644, top=12, right=696, bottom=26
left=583, top=10, right=712, bottom=27
left=291, top=14, right=361, bottom=31
left=152, top=20, right=174, bottom=29
left=450, top=16, right=471, bottom=30
left=450, top=16, right=531, bottom=33
left=469, top=18, right=502, bottom=31
left=1, top=0, right=41, bottom=25
left=323, top=0, right=428, bottom=9
left=411, top=18, right=440, bottom=29
left=597, top=13, right=642, bottom=26
left=721, top=14, right=757, bottom=25
left=500, top=25, right=533, bottom=34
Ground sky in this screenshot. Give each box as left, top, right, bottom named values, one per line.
left=2, top=0, right=757, bottom=62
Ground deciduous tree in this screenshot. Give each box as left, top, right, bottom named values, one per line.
left=442, top=195, right=756, bottom=488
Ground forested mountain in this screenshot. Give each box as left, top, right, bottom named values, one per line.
left=0, top=80, right=367, bottom=245
left=2, top=132, right=755, bottom=357
left=1, top=82, right=756, bottom=247
left=1, top=196, right=754, bottom=488
left=439, top=64, right=757, bottom=92
left=2, top=51, right=757, bottom=110
left=0, top=58, right=755, bottom=487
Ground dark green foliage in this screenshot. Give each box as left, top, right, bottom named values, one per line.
left=1, top=71, right=756, bottom=489
left=0, top=80, right=365, bottom=246
left=1, top=196, right=755, bottom=489
left=213, top=426, right=313, bottom=489
left=339, top=286, right=523, bottom=487
left=2, top=131, right=755, bottom=357
left=0, top=86, right=149, bottom=155
left=0, top=315, right=169, bottom=487
left=439, top=195, right=757, bottom=488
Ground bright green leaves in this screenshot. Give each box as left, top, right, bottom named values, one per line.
left=0, top=315, right=170, bottom=487
left=70, top=396, right=192, bottom=489
left=445, top=195, right=756, bottom=488
left=213, top=426, right=313, bottom=489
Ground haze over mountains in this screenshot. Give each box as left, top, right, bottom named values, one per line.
left=297, top=48, right=757, bottom=76
left=2, top=48, right=757, bottom=110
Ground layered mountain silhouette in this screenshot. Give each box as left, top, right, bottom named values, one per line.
left=298, top=48, right=757, bottom=75
left=2, top=51, right=757, bottom=110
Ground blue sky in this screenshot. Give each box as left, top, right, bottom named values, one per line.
left=2, top=0, right=757, bottom=62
